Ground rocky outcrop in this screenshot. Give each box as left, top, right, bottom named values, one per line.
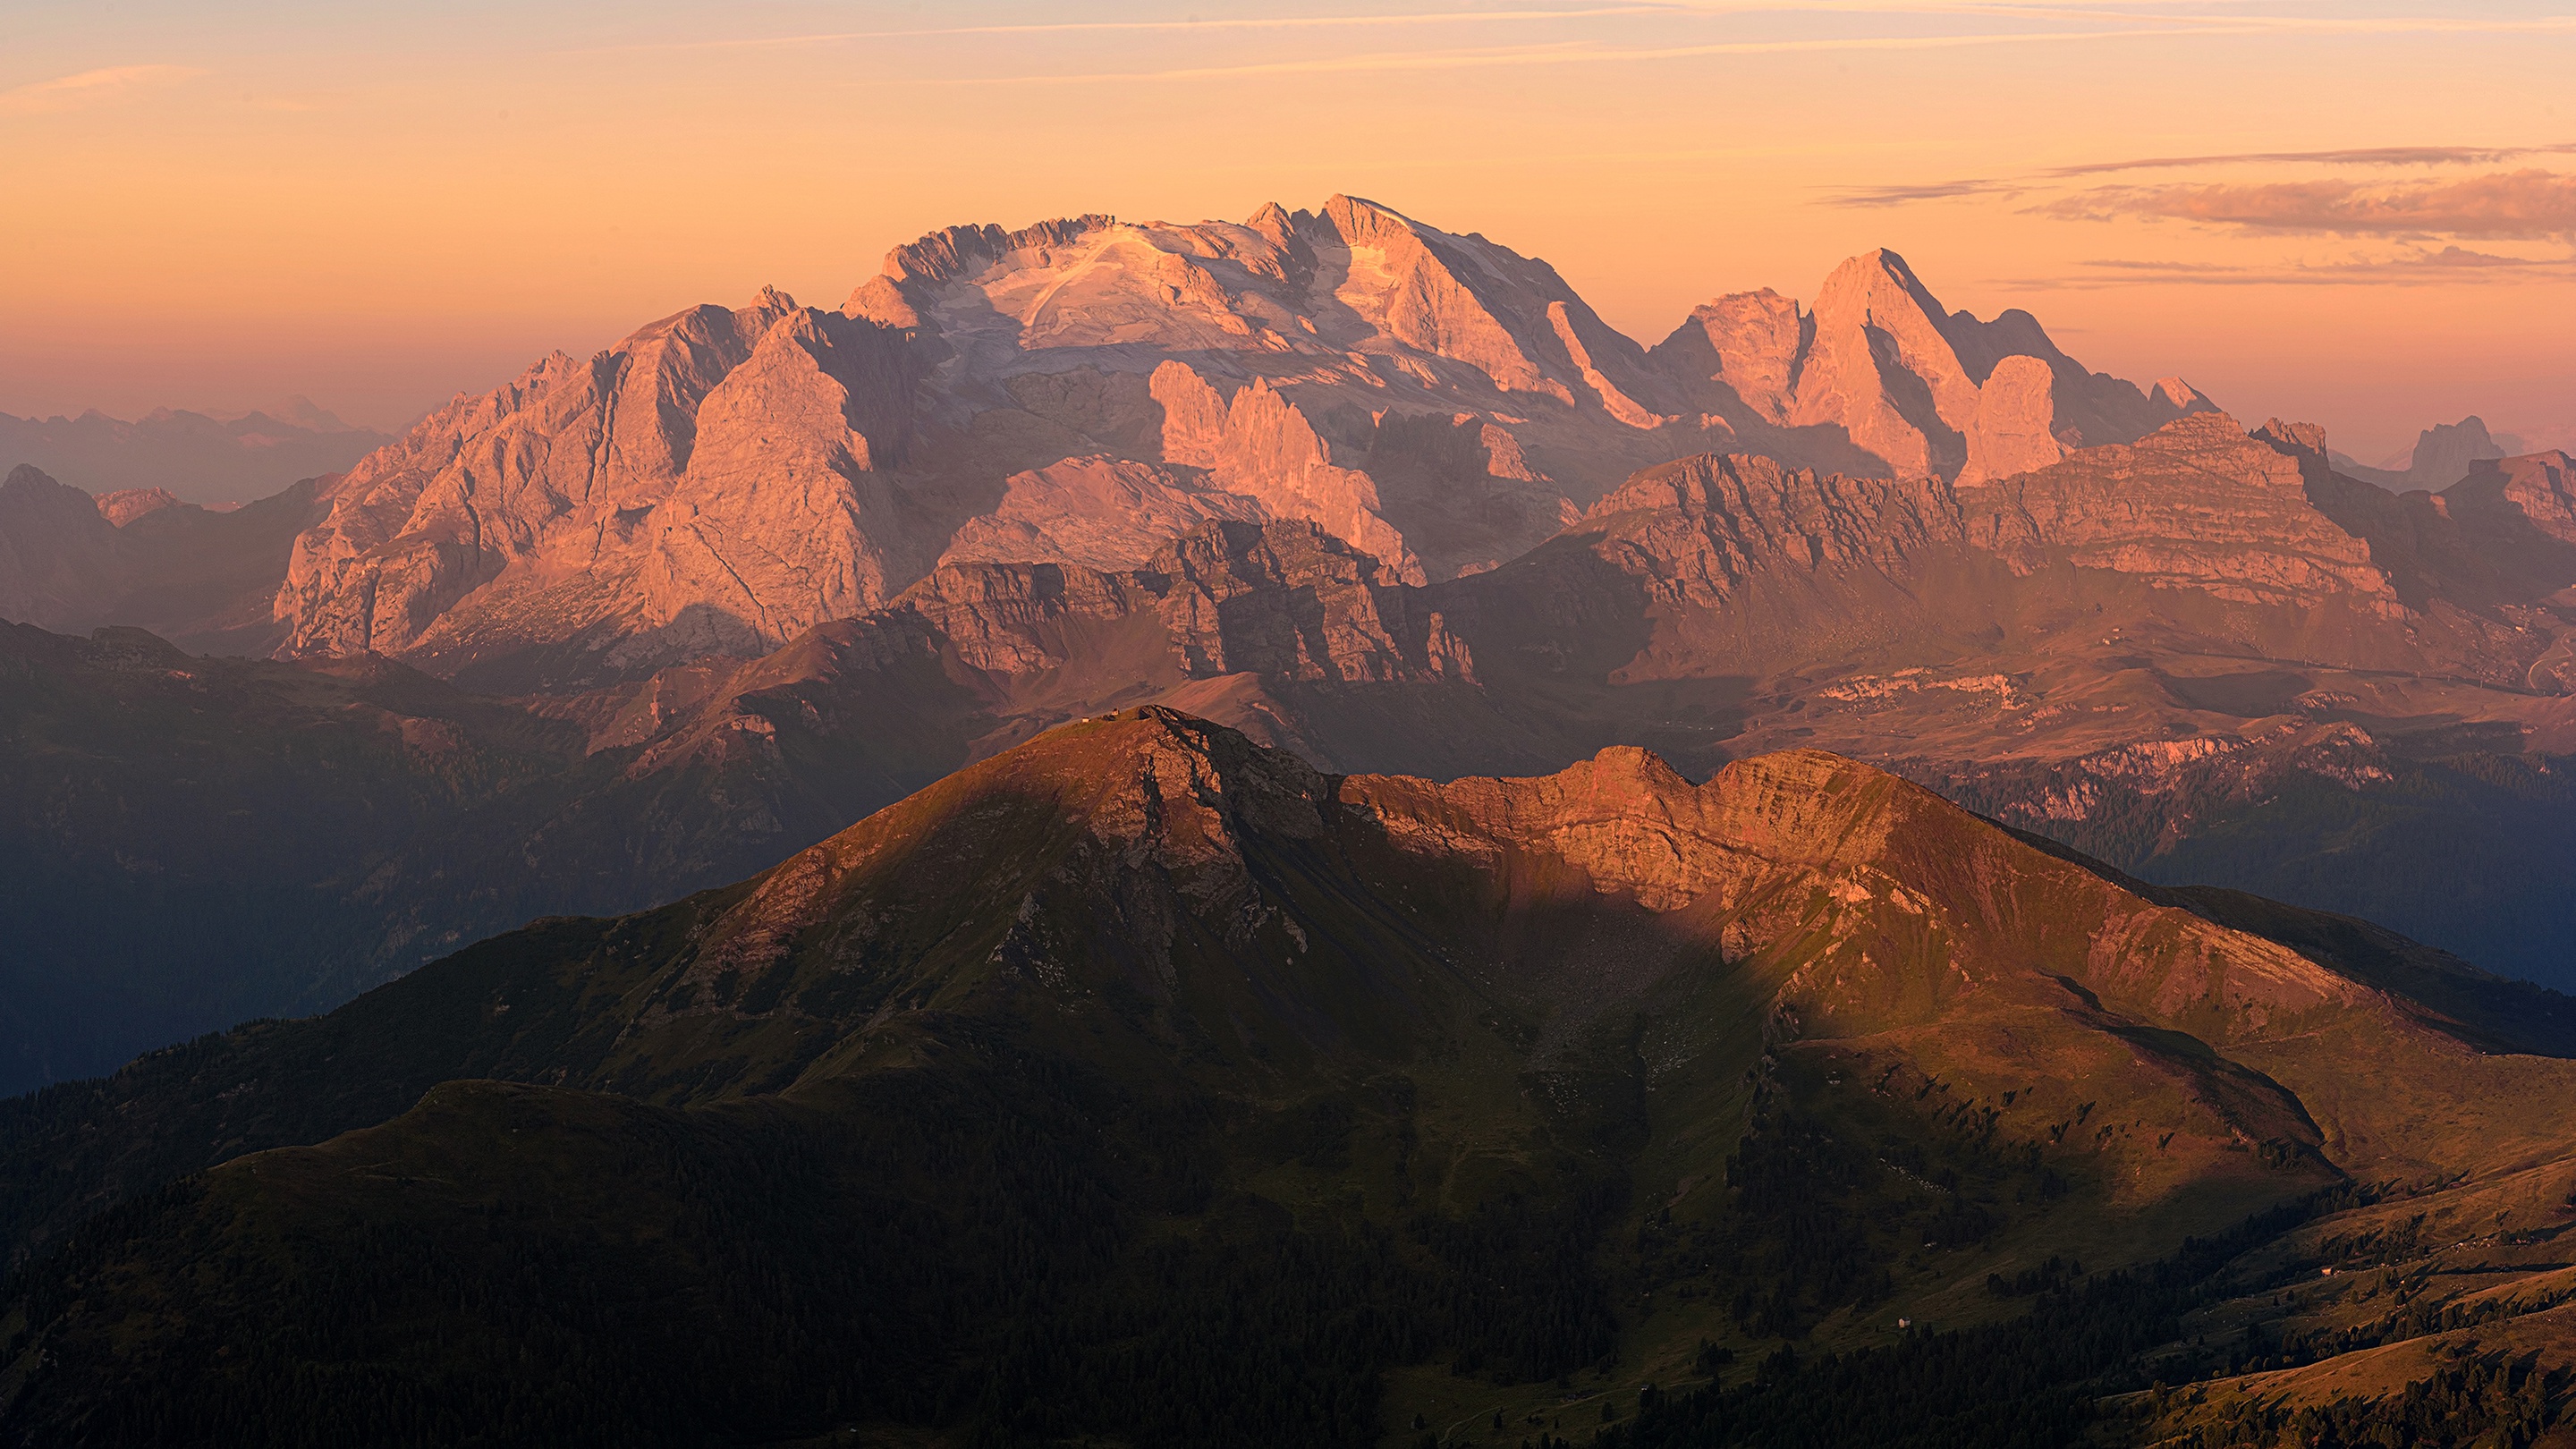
left=1573, top=453, right=1959, bottom=611
left=1960, top=354, right=2067, bottom=485
left=274, top=292, right=922, bottom=683
left=1654, top=289, right=1806, bottom=423
left=1959, top=412, right=2397, bottom=610
left=939, top=455, right=1268, bottom=572
left=2488, top=450, right=2576, bottom=544
left=1202, top=376, right=1419, bottom=581
left=1793, top=250, right=1988, bottom=478
left=1649, top=249, right=2216, bottom=482
left=1146, top=519, right=1468, bottom=682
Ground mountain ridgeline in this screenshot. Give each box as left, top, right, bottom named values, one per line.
left=264, top=200, right=2212, bottom=689
left=4, top=414, right=2575, bottom=1088
left=0, top=398, right=389, bottom=509
left=7, top=711, right=2576, bottom=1447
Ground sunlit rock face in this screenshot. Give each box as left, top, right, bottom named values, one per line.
left=269, top=199, right=2199, bottom=689
left=1652, top=248, right=2215, bottom=486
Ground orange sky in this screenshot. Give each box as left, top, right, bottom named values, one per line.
left=4, top=1, right=2572, bottom=461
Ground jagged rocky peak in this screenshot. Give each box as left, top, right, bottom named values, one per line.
left=2362, top=415, right=2518, bottom=491
left=267, top=196, right=1750, bottom=691
left=2403, top=415, right=2510, bottom=485
left=843, top=193, right=1668, bottom=429
left=1649, top=247, right=2217, bottom=483
left=257, top=199, right=2248, bottom=693
left=272, top=284, right=925, bottom=681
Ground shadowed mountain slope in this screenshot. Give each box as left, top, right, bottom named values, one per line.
left=0, top=465, right=323, bottom=656
left=5, top=712, right=2575, bottom=1447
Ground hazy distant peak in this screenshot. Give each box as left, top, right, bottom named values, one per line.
left=234, top=394, right=357, bottom=433
left=2334, top=413, right=2514, bottom=491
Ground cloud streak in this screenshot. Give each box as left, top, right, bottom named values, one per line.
left=927, top=22, right=2374, bottom=85
left=928, top=12, right=2576, bottom=84
left=1826, top=142, right=2576, bottom=207
left=604, top=6, right=1687, bottom=53
left=0, top=64, right=208, bottom=116
left=602, top=0, right=2301, bottom=53
left=2010, top=246, right=2576, bottom=287
left=2046, top=143, right=2576, bottom=176
left=604, top=4, right=2576, bottom=77
left=2041, top=169, right=2576, bottom=239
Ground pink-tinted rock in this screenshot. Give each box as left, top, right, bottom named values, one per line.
left=265, top=202, right=2221, bottom=685
left=94, top=487, right=187, bottom=527
left=1961, top=355, right=2068, bottom=485
left=1962, top=412, right=2395, bottom=610
left=940, top=456, right=1267, bottom=572
left=1649, top=250, right=2217, bottom=482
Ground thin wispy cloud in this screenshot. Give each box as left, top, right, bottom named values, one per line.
left=926, top=24, right=2327, bottom=85
left=0, top=64, right=208, bottom=116
left=2046, top=143, right=2576, bottom=176
left=604, top=0, right=2280, bottom=52
left=603, top=6, right=1684, bottom=53
left=1826, top=142, right=2576, bottom=208
left=1831, top=178, right=2026, bottom=206
left=2011, top=246, right=2576, bottom=287
left=2043, top=169, right=2576, bottom=239
left=902, top=13, right=2576, bottom=85
left=602, top=3, right=2575, bottom=69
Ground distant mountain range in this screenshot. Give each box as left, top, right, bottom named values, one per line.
left=0, top=397, right=391, bottom=507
